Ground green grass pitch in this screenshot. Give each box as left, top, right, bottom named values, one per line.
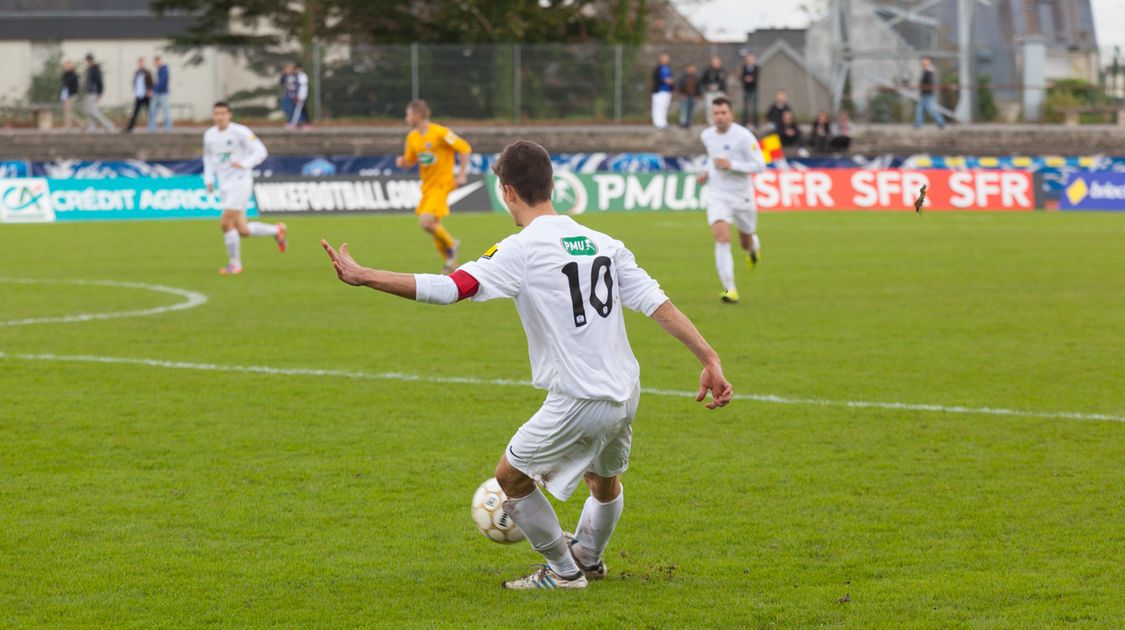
left=1, top=210, right=1123, bottom=627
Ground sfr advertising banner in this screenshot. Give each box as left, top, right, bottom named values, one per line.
left=756, top=169, right=1034, bottom=211
left=486, top=170, right=1035, bottom=214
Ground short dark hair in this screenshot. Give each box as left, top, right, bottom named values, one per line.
left=213, top=101, right=232, bottom=112
left=407, top=99, right=431, bottom=118
left=493, top=141, right=553, bottom=206
left=712, top=97, right=732, bottom=110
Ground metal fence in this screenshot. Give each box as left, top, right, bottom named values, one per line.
left=3, top=41, right=750, bottom=126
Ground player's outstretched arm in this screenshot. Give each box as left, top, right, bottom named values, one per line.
left=321, top=239, right=417, bottom=300
left=650, top=300, right=733, bottom=409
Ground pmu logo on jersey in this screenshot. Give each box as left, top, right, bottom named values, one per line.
left=560, top=236, right=597, bottom=256
left=418, top=152, right=435, bottom=166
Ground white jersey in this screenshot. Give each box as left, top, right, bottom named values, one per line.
left=202, top=122, right=268, bottom=189
left=458, top=215, right=668, bottom=403
left=701, top=123, right=766, bottom=200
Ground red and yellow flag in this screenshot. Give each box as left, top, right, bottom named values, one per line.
left=760, top=133, right=784, bottom=164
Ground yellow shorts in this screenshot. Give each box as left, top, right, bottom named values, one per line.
left=417, top=183, right=454, bottom=219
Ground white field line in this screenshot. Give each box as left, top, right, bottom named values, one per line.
left=0, top=278, right=207, bottom=326
left=1, top=350, right=1122, bottom=424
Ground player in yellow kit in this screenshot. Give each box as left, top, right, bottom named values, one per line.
left=395, top=100, right=473, bottom=272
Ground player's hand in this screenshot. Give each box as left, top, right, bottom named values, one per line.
left=696, top=172, right=708, bottom=185
left=231, top=161, right=244, bottom=170
left=714, top=157, right=732, bottom=170
left=321, top=239, right=369, bottom=286
left=697, top=359, right=732, bottom=409
left=395, top=156, right=406, bottom=168
left=206, top=183, right=214, bottom=193
left=455, top=171, right=468, bottom=186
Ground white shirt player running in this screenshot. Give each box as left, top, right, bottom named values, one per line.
left=701, top=122, right=766, bottom=202
left=459, top=214, right=668, bottom=404
left=202, top=122, right=268, bottom=211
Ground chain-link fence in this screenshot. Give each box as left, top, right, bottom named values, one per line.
left=1, top=41, right=752, bottom=127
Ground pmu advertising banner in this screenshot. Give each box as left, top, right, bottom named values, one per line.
left=486, top=170, right=1035, bottom=214
left=0, top=176, right=257, bottom=223
left=1059, top=172, right=1125, bottom=211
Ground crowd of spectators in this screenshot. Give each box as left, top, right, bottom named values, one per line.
left=652, top=51, right=852, bottom=155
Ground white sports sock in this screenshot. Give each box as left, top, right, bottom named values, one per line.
left=573, top=487, right=623, bottom=566
left=715, top=242, right=735, bottom=291
left=751, top=233, right=761, bottom=252
left=224, top=229, right=241, bottom=267
left=247, top=221, right=279, bottom=237
left=504, top=488, right=580, bottom=577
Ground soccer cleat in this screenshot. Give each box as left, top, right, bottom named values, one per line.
left=720, top=289, right=740, bottom=304
left=442, top=239, right=461, bottom=274
left=563, top=532, right=608, bottom=580
left=276, top=223, right=287, bottom=253
left=747, top=247, right=760, bottom=269
left=218, top=264, right=243, bottom=275
left=502, top=564, right=587, bottom=590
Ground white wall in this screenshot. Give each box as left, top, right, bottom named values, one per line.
left=3, top=39, right=278, bottom=123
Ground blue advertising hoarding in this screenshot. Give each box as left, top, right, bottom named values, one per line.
left=1059, top=172, right=1125, bottom=211
left=0, top=176, right=257, bottom=223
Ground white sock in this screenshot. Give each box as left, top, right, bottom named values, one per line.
left=247, top=221, right=279, bottom=237
left=503, top=488, right=580, bottom=577
left=715, top=242, right=735, bottom=291
left=751, top=233, right=761, bottom=252
left=224, top=229, right=241, bottom=267
left=573, top=486, right=623, bottom=566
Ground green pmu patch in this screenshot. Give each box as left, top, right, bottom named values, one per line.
left=560, top=236, right=597, bottom=256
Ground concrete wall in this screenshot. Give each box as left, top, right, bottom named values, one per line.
left=4, top=124, right=1125, bottom=161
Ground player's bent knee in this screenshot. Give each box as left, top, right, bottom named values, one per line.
left=418, top=214, right=437, bottom=232
left=495, top=456, right=535, bottom=499
left=583, top=472, right=621, bottom=502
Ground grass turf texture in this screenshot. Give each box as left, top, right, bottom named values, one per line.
left=1, top=211, right=1122, bottom=627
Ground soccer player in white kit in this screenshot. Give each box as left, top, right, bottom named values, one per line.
left=698, top=97, right=766, bottom=304
left=322, top=141, right=733, bottom=590
left=203, top=101, right=286, bottom=275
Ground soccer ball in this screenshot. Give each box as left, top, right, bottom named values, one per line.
left=471, top=478, right=525, bottom=544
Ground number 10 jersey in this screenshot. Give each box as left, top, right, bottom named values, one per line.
left=457, top=214, right=668, bottom=403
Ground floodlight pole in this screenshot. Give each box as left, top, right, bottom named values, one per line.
left=954, top=0, right=974, bottom=123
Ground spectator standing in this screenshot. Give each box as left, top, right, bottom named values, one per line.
left=125, top=57, right=153, bottom=133
left=809, top=111, right=831, bottom=153
left=700, top=55, right=727, bottom=125
left=82, top=53, right=115, bottom=132
left=740, top=53, right=759, bottom=127
left=280, top=63, right=296, bottom=123
left=766, top=90, right=793, bottom=132
left=676, top=63, right=701, bottom=129
left=915, top=56, right=946, bottom=129
left=60, top=61, right=79, bottom=129
left=778, top=110, right=802, bottom=148
left=650, top=52, right=674, bottom=130
left=148, top=55, right=172, bottom=132
left=830, top=111, right=852, bottom=152
left=287, top=63, right=310, bottom=129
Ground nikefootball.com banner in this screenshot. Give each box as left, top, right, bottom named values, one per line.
left=253, top=175, right=491, bottom=215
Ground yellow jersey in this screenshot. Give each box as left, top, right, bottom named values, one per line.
left=403, top=123, right=472, bottom=194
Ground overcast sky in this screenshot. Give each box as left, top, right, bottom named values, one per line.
left=675, top=0, right=1125, bottom=57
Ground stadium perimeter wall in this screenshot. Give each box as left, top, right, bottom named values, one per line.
left=4, top=124, right=1125, bottom=161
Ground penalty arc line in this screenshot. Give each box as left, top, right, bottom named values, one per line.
left=1, top=351, right=1123, bottom=424
left=0, top=278, right=208, bottom=326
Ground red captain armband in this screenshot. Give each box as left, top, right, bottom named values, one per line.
left=449, top=270, right=480, bottom=300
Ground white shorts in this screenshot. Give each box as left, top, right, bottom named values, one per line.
left=219, top=179, right=253, bottom=212
left=707, top=192, right=757, bottom=233
left=505, top=386, right=640, bottom=501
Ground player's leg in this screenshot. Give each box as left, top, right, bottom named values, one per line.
left=418, top=192, right=458, bottom=269
left=218, top=210, right=244, bottom=274
left=570, top=386, right=637, bottom=578
left=734, top=204, right=761, bottom=268
left=708, top=200, right=738, bottom=302
left=495, top=455, right=585, bottom=588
